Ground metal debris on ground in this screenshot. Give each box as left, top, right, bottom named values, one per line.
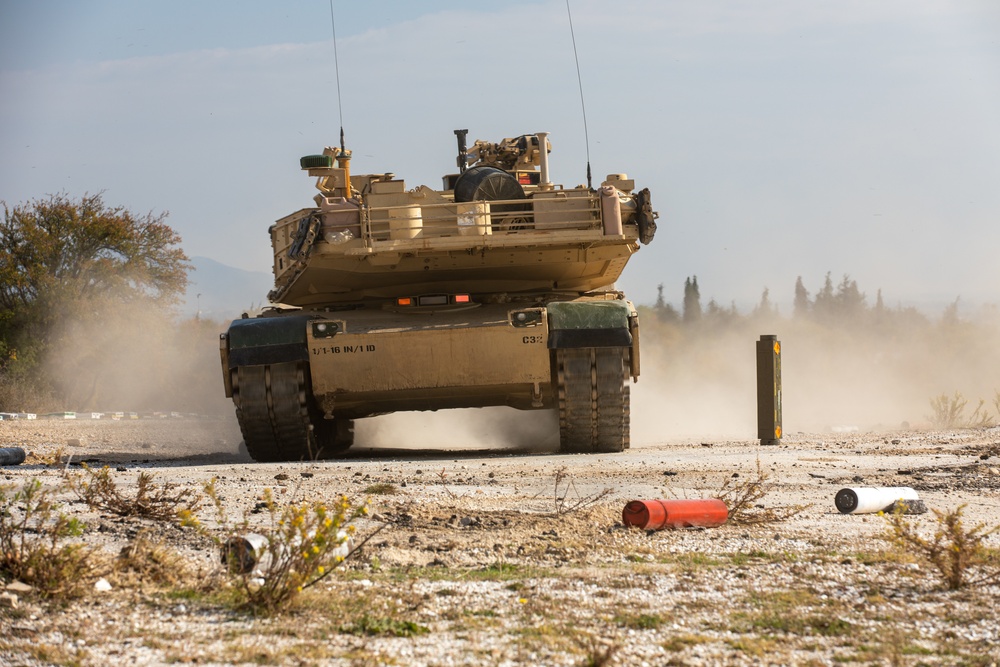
left=0, top=447, right=26, bottom=466
left=622, top=499, right=729, bottom=530
left=834, top=486, right=920, bottom=514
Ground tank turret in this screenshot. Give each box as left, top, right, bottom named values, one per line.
left=267, top=131, right=656, bottom=307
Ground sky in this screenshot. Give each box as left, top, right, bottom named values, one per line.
left=2, top=0, right=999, bottom=314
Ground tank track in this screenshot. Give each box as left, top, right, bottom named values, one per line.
left=556, top=347, right=630, bottom=453
left=232, top=361, right=353, bottom=462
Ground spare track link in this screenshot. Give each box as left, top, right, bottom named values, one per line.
left=557, top=347, right=630, bottom=453
left=233, top=362, right=315, bottom=462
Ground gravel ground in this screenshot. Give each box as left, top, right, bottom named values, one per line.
left=1, top=417, right=999, bottom=666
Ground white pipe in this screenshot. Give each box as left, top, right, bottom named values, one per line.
left=835, top=487, right=919, bottom=514
left=535, top=132, right=551, bottom=189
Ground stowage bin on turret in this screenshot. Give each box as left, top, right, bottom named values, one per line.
left=220, top=130, right=658, bottom=461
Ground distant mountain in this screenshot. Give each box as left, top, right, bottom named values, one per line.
left=181, top=256, right=273, bottom=320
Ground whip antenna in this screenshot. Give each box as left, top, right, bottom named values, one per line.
left=329, top=0, right=345, bottom=152
left=566, top=0, right=592, bottom=189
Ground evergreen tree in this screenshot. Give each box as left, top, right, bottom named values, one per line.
left=793, top=276, right=810, bottom=318
left=683, top=275, right=702, bottom=323
left=653, top=282, right=679, bottom=322
left=942, top=297, right=960, bottom=325
left=835, top=275, right=866, bottom=318
left=812, top=272, right=836, bottom=319
left=754, top=287, right=776, bottom=318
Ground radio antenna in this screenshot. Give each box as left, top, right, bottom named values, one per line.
left=566, top=0, right=592, bottom=189
left=328, top=0, right=346, bottom=152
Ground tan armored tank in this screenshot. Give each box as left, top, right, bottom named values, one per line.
left=220, top=130, right=657, bottom=461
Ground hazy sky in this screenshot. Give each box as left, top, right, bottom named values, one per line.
left=2, top=0, right=998, bottom=312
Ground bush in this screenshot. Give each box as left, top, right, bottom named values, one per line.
left=928, top=391, right=998, bottom=429
left=883, top=504, right=1000, bottom=590
left=716, top=457, right=806, bottom=525
left=0, top=479, right=100, bottom=598
left=112, top=529, right=197, bottom=589
left=185, top=482, right=369, bottom=615
left=68, top=464, right=203, bottom=521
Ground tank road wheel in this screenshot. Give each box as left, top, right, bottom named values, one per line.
left=594, top=348, right=629, bottom=452
left=312, top=416, right=355, bottom=457
left=558, top=349, right=595, bottom=452
left=233, top=362, right=311, bottom=462
left=233, top=361, right=353, bottom=462
left=556, top=348, right=630, bottom=453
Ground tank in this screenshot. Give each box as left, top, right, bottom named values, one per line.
left=220, top=130, right=658, bottom=461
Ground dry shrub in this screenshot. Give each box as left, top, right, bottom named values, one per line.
left=574, top=634, right=621, bottom=667
left=340, top=614, right=430, bottom=638
left=0, top=479, right=102, bottom=598
left=19, top=446, right=67, bottom=467
left=716, top=457, right=807, bottom=525
left=186, top=481, right=374, bottom=615
left=929, top=391, right=968, bottom=428
left=362, top=483, right=397, bottom=495
left=929, top=391, right=997, bottom=429
left=69, top=464, right=203, bottom=521
left=111, top=529, right=195, bottom=589
left=549, top=466, right=613, bottom=517
left=967, top=396, right=997, bottom=428
left=883, top=503, right=1000, bottom=590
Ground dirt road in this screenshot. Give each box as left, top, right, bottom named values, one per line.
left=1, top=417, right=999, bottom=666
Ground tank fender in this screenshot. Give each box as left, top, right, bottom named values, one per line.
left=546, top=301, right=632, bottom=349
left=629, top=313, right=640, bottom=381
left=220, top=333, right=233, bottom=397
left=225, top=315, right=314, bottom=368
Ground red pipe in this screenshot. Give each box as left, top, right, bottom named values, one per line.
left=622, top=499, right=728, bottom=530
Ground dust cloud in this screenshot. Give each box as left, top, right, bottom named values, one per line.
left=37, top=292, right=1000, bottom=455
left=37, top=300, right=243, bottom=454
left=630, top=303, right=1000, bottom=444
left=43, top=303, right=232, bottom=417
left=356, top=408, right=559, bottom=452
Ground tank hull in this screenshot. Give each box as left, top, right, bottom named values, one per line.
left=221, top=295, right=639, bottom=460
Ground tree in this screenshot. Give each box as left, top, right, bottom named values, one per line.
left=835, top=275, right=866, bottom=318
left=1, top=193, right=190, bottom=407
left=653, top=283, right=679, bottom=323
left=683, top=276, right=702, bottom=324
left=812, top=272, right=836, bottom=319
left=793, top=276, right=810, bottom=318
left=754, top=287, right=777, bottom=319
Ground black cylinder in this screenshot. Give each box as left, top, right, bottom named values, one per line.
left=454, top=128, right=469, bottom=173
left=756, top=335, right=782, bottom=446
left=453, top=165, right=526, bottom=203
left=0, top=447, right=27, bottom=466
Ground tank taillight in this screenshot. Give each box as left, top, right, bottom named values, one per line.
left=510, top=308, right=544, bottom=327
left=312, top=321, right=342, bottom=338
left=395, top=294, right=473, bottom=307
